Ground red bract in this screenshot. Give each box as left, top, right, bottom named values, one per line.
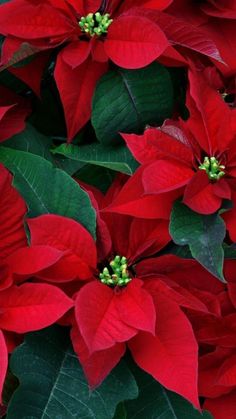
left=0, top=163, right=27, bottom=290
left=0, top=86, right=30, bottom=142
left=204, top=390, right=236, bottom=419
left=167, top=0, right=236, bottom=77
left=108, top=68, right=236, bottom=216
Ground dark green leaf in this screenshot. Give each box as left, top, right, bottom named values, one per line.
left=3, top=123, right=54, bottom=162
left=223, top=244, right=236, bottom=259
left=76, top=164, right=115, bottom=193
left=0, top=69, right=29, bottom=95
left=7, top=326, right=138, bottom=419
left=165, top=244, right=192, bottom=259
left=2, top=370, right=18, bottom=406
left=0, top=147, right=96, bottom=237
left=113, top=403, right=127, bottom=419
left=170, top=201, right=226, bottom=282
left=29, top=83, right=66, bottom=137
left=92, top=62, right=174, bottom=145
left=125, top=365, right=212, bottom=419
left=52, top=142, right=139, bottom=175
left=3, top=123, right=83, bottom=175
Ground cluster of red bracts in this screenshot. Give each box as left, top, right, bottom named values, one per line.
left=0, top=0, right=236, bottom=418
left=2, top=164, right=236, bottom=417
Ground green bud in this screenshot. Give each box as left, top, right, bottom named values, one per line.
left=79, top=12, right=113, bottom=37
left=199, top=155, right=225, bottom=181
left=99, top=255, right=131, bottom=287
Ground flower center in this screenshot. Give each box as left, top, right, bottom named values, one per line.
left=99, top=255, right=131, bottom=287
left=78, top=12, right=113, bottom=37
left=199, top=156, right=225, bottom=181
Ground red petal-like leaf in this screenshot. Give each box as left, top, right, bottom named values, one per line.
left=142, top=159, right=194, bottom=193
left=199, top=347, right=234, bottom=398
left=0, top=0, right=75, bottom=39
left=127, top=218, right=170, bottom=262
left=76, top=279, right=155, bottom=352
left=183, top=170, right=222, bottom=214
left=122, top=127, right=193, bottom=165
left=0, top=164, right=27, bottom=259
left=105, top=15, right=169, bottom=69
left=28, top=214, right=97, bottom=270
left=187, top=69, right=234, bottom=154
left=71, top=322, right=125, bottom=388
left=204, top=390, right=236, bottom=419
left=217, top=354, right=236, bottom=387
left=54, top=55, right=108, bottom=140
left=0, top=283, right=73, bottom=333
left=129, top=293, right=199, bottom=409
left=104, top=165, right=180, bottom=219
left=61, top=41, right=91, bottom=68
left=7, top=245, right=64, bottom=278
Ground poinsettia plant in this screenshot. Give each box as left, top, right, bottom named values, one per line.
left=0, top=0, right=235, bottom=418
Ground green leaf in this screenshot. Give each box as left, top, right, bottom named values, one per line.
left=3, top=123, right=54, bottom=162
left=223, top=244, right=236, bottom=259
left=92, top=62, right=174, bottom=145
left=125, top=365, right=213, bottom=419
left=29, top=83, right=67, bottom=138
left=0, top=68, right=29, bottom=95
left=169, top=201, right=226, bottom=282
left=0, top=147, right=96, bottom=237
left=76, top=164, right=115, bottom=193
left=4, top=124, right=84, bottom=175
left=165, top=244, right=192, bottom=259
left=2, top=370, right=18, bottom=406
left=52, top=142, right=139, bottom=175
left=113, top=403, right=127, bottom=419
left=7, top=326, right=138, bottom=419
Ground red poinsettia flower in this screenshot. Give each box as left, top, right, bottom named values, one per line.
left=0, top=0, right=223, bottom=140
left=72, top=250, right=230, bottom=409
left=0, top=86, right=30, bottom=142
left=9, top=179, right=232, bottom=408
left=107, top=68, right=236, bottom=216
left=0, top=164, right=74, bottom=400
left=0, top=0, right=169, bottom=139
left=13, top=212, right=203, bottom=407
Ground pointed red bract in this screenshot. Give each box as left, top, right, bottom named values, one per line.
left=0, top=86, right=30, bottom=143
left=75, top=279, right=156, bottom=352
left=54, top=55, right=108, bottom=140
left=0, top=164, right=27, bottom=259
left=129, top=292, right=199, bottom=409
left=143, top=160, right=194, bottom=193
left=0, top=283, right=73, bottom=333
left=204, top=390, right=236, bottom=419
left=7, top=245, right=64, bottom=278
left=105, top=15, right=169, bottom=69
left=0, top=0, right=75, bottom=39
left=71, top=322, right=125, bottom=388
left=28, top=214, right=97, bottom=270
